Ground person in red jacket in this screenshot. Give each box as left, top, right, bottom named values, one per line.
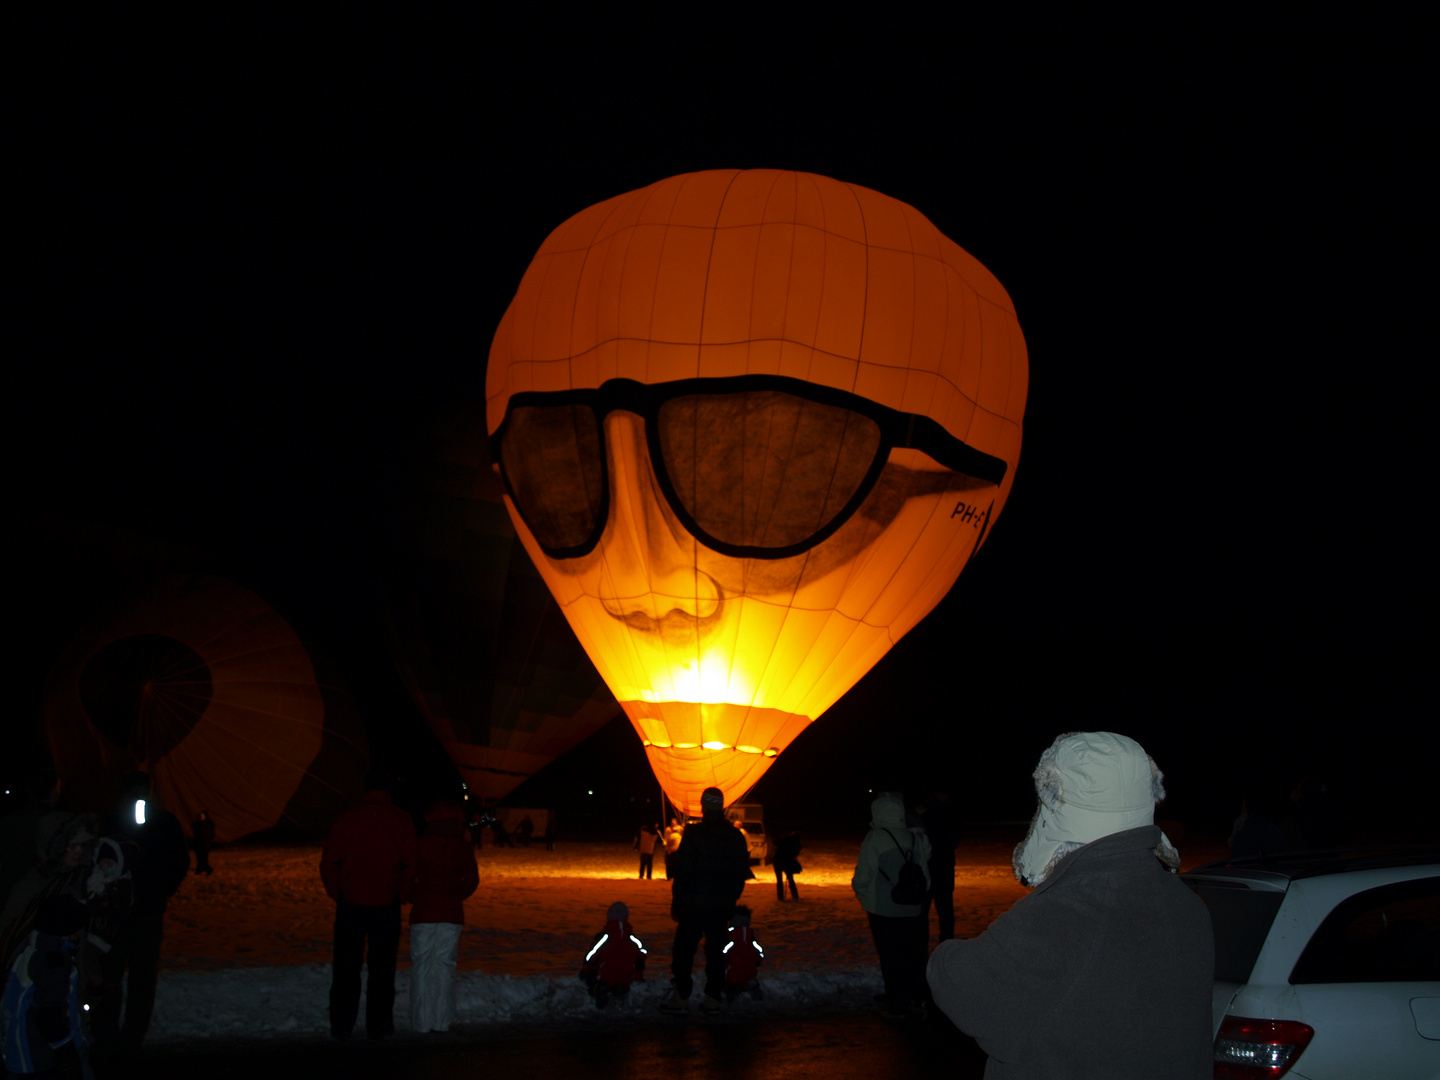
left=408, top=800, right=479, bottom=1033
left=578, top=901, right=647, bottom=1008
left=319, top=773, right=417, bottom=1040
left=722, top=905, right=764, bottom=1001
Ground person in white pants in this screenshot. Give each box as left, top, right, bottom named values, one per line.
left=408, top=801, right=479, bottom=1032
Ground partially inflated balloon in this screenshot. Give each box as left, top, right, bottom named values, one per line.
left=487, top=170, right=1027, bottom=815
left=387, top=402, right=618, bottom=801
left=44, top=575, right=365, bottom=841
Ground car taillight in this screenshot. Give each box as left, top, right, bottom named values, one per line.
left=1213, top=1016, right=1315, bottom=1078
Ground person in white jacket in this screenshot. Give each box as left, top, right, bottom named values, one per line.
left=851, top=793, right=931, bottom=1018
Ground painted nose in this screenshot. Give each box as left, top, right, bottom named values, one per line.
left=597, top=412, right=720, bottom=622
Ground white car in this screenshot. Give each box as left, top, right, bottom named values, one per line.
left=1182, top=850, right=1439, bottom=1079
left=725, top=803, right=768, bottom=865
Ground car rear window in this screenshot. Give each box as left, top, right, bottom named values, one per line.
left=1290, top=876, right=1440, bottom=984
left=1184, top=879, right=1286, bottom=983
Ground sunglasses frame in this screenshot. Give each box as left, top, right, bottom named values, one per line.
left=491, top=374, right=1008, bottom=561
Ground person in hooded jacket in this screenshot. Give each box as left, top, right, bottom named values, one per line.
left=852, top=792, right=932, bottom=1018
left=578, top=901, right=647, bottom=1008
left=927, top=731, right=1213, bottom=1080
left=319, top=773, right=417, bottom=1041
left=407, top=800, right=479, bottom=1033
left=659, top=788, right=751, bottom=1015
left=721, top=905, right=764, bottom=1001
left=77, top=836, right=136, bottom=1012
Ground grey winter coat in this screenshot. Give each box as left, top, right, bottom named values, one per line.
left=927, top=824, right=1213, bottom=1080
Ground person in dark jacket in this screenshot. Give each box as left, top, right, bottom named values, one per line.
left=189, top=811, right=215, bottom=876
left=319, top=773, right=418, bottom=1041
left=407, top=800, right=479, bottom=1033
left=916, top=792, right=960, bottom=940
left=578, top=900, right=647, bottom=1008
left=659, top=788, right=751, bottom=1015
left=90, top=773, right=188, bottom=1060
left=773, top=832, right=801, bottom=901
left=634, top=823, right=659, bottom=880
left=927, top=732, right=1213, bottom=1080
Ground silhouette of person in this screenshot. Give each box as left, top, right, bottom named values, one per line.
left=319, top=772, right=417, bottom=1040
left=190, top=811, right=215, bottom=876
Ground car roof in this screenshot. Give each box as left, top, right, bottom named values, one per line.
left=1184, top=846, right=1440, bottom=884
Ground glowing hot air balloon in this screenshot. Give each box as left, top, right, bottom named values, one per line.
left=486, top=170, right=1027, bottom=815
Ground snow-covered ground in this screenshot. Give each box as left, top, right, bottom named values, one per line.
left=147, top=834, right=1226, bottom=1043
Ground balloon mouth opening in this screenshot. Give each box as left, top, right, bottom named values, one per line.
left=621, top=699, right=804, bottom=759
left=641, top=739, right=779, bottom=757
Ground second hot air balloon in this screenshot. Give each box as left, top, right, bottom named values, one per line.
left=486, top=170, right=1027, bottom=815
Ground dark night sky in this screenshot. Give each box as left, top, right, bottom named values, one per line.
left=10, top=12, right=1431, bottom=836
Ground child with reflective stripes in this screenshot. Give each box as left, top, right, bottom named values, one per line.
left=722, top=905, right=764, bottom=1001
left=578, top=902, right=647, bottom=1008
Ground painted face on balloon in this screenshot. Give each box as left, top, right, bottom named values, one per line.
left=493, top=375, right=1004, bottom=806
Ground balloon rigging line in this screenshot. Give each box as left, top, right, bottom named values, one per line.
left=174, top=703, right=354, bottom=806
left=183, top=613, right=292, bottom=656
left=165, top=707, right=325, bottom=768
left=185, top=700, right=329, bottom=732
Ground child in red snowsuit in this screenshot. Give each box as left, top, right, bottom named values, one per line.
left=578, top=901, right=646, bottom=1008
left=722, top=905, right=764, bottom=1001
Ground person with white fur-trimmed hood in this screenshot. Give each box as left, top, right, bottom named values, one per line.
left=927, top=732, right=1213, bottom=1079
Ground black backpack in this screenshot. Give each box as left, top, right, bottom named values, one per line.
left=880, top=829, right=929, bottom=905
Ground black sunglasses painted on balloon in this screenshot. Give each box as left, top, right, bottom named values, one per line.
left=492, top=375, right=1008, bottom=562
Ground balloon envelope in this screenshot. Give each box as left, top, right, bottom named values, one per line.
left=487, top=170, right=1027, bottom=815
left=45, top=575, right=362, bottom=841
left=387, top=402, right=619, bottom=802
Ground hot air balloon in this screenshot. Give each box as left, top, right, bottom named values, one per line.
left=386, top=401, right=619, bottom=802
left=486, top=170, right=1027, bottom=815
left=44, top=574, right=365, bottom=841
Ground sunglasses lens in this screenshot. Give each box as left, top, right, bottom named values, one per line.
left=657, top=391, right=881, bottom=552
left=499, top=404, right=605, bottom=552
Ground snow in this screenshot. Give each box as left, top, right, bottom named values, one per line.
left=145, top=834, right=1227, bottom=1042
